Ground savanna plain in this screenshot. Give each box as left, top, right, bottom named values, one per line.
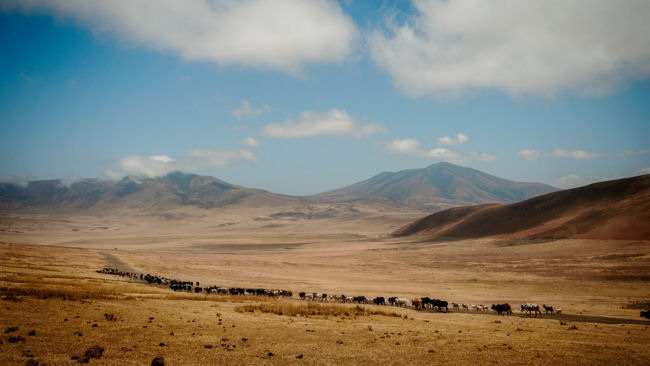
left=1, top=211, right=649, bottom=365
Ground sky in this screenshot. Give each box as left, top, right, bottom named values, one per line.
left=1, top=0, right=649, bottom=195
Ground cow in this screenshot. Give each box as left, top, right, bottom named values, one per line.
left=373, top=297, right=386, bottom=306
left=542, top=304, right=554, bottom=314
left=388, top=297, right=398, bottom=306
left=641, top=310, right=650, bottom=319
left=412, top=298, right=423, bottom=310
left=461, top=304, right=469, bottom=311
left=520, top=303, right=542, bottom=317
left=299, top=292, right=306, bottom=300
left=452, top=303, right=459, bottom=310
left=395, top=298, right=411, bottom=308
left=491, top=303, right=512, bottom=315
left=353, top=296, right=367, bottom=304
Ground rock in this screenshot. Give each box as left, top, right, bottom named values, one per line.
left=159, top=342, right=166, bottom=347
left=267, top=352, right=274, bottom=357
left=151, top=356, right=165, bottom=366
left=22, top=350, right=34, bottom=357
left=25, top=360, right=38, bottom=366
left=204, top=344, right=214, bottom=349
left=104, top=313, right=117, bottom=321
left=296, top=354, right=303, bottom=359
left=91, top=324, right=98, bottom=328
left=8, top=336, right=26, bottom=343
left=336, top=340, right=343, bottom=344
left=28, top=330, right=36, bottom=336
left=84, top=346, right=104, bottom=360
left=5, top=326, right=19, bottom=333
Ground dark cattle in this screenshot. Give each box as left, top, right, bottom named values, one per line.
left=491, top=303, right=512, bottom=315
left=543, top=304, right=554, bottom=314
left=373, top=297, right=386, bottom=306
left=641, top=310, right=650, bottom=319
left=299, top=292, right=306, bottom=300
left=353, top=296, right=367, bottom=304
left=388, top=297, right=397, bottom=306
left=194, top=287, right=203, bottom=293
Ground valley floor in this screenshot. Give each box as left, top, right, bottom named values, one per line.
left=1, top=236, right=649, bottom=365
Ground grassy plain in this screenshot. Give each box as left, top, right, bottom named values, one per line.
left=1, top=211, right=649, bottom=364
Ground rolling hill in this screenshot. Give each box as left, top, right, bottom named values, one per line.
left=393, top=174, right=650, bottom=240
left=313, top=162, right=557, bottom=211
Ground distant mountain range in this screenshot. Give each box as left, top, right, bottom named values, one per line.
left=393, top=174, right=650, bottom=240
left=312, top=162, right=557, bottom=211
left=0, top=163, right=556, bottom=214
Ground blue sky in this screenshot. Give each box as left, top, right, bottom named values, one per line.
left=1, top=0, right=649, bottom=195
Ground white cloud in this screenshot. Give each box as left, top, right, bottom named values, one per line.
left=383, top=138, right=421, bottom=154
left=552, top=148, right=606, bottom=160
left=262, top=109, right=385, bottom=139
left=240, top=137, right=259, bottom=147
left=368, top=0, right=650, bottom=98
left=637, top=167, right=650, bottom=174
left=519, top=148, right=606, bottom=160
left=0, top=174, right=33, bottom=188
left=382, top=138, right=495, bottom=164
left=232, top=100, right=270, bottom=120
left=437, top=133, right=468, bottom=146
left=107, top=149, right=256, bottom=178
left=2, top=0, right=357, bottom=73
left=555, top=174, right=609, bottom=189
left=518, top=149, right=542, bottom=161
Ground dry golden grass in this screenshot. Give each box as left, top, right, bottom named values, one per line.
left=235, top=302, right=404, bottom=318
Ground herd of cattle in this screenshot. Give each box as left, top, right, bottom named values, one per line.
left=95, top=267, right=574, bottom=317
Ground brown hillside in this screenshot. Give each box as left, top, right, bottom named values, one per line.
left=393, top=175, right=650, bottom=240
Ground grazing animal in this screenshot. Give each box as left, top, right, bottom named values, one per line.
left=373, top=297, right=386, bottom=306
left=461, top=304, right=469, bottom=311
left=555, top=308, right=562, bottom=314
left=491, top=303, right=512, bottom=315
left=641, top=310, right=650, bottom=319
left=542, top=304, right=554, bottom=314
left=452, top=303, right=459, bottom=309
left=388, top=297, right=398, bottom=306
left=412, top=298, right=423, bottom=310
left=520, top=303, right=542, bottom=317
left=395, top=298, right=411, bottom=308
left=353, top=296, right=367, bottom=304
left=299, top=292, right=306, bottom=300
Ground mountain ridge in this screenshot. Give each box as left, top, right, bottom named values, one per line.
left=393, top=174, right=650, bottom=240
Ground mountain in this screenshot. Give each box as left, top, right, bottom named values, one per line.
left=393, top=174, right=650, bottom=240
left=313, top=162, right=557, bottom=211
left=0, top=172, right=300, bottom=213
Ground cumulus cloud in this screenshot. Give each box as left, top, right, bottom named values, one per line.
left=368, top=0, right=650, bottom=98
left=555, top=174, right=609, bottom=189
left=518, top=149, right=542, bottom=161
left=382, top=138, right=495, bottom=163
left=232, top=100, right=270, bottom=120
left=106, top=149, right=256, bottom=178
left=262, top=109, right=385, bottom=139
left=437, top=133, right=468, bottom=146
left=240, top=137, right=259, bottom=147
left=1, top=0, right=357, bottom=73
left=0, top=174, right=33, bottom=187
left=637, top=167, right=650, bottom=174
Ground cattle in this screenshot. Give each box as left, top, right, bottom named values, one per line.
left=520, top=303, right=542, bottom=317
left=491, top=303, right=512, bottom=315
left=461, top=304, right=469, bottom=311
left=299, top=292, right=306, bottom=300
left=421, top=298, right=448, bottom=312
left=395, top=298, right=411, bottom=308
left=542, top=304, right=554, bottom=314
left=641, top=310, right=650, bottom=319
left=388, top=297, right=398, bottom=306
left=412, top=298, right=423, bottom=310
left=373, top=297, right=386, bottom=306
left=332, top=294, right=345, bottom=302
left=353, top=296, right=368, bottom=304
left=194, top=287, right=203, bottom=293
left=452, top=303, right=459, bottom=310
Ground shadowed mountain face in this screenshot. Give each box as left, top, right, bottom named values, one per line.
left=313, top=162, right=557, bottom=211
left=0, top=172, right=299, bottom=212
left=393, top=175, right=650, bottom=240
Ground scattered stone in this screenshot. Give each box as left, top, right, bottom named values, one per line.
left=151, top=356, right=165, bottom=366
left=395, top=342, right=400, bottom=346
left=21, top=350, right=34, bottom=357
left=8, top=336, right=26, bottom=343
left=28, top=330, right=36, bottom=336
left=5, top=326, right=19, bottom=333
left=25, top=360, right=38, bottom=366
left=121, top=347, right=132, bottom=352
left=74, top=331, right=83, bottom=337
left=428, top=349, right=435, bottom=354
left=267, top=352, right=274, bottom=357
left=204, top=344, right=214, bottom=349
left=336, top=340, right=344, bottom=344
left=169, top=332, right=174, bottom=336
left=1, top=295, right=21, bottom=302
left=568, top=325, right=578, bottom=330
left=241, top=337, right=248, bottom=342
left=296, top=354, right=303, bottom=359
left=72, top=345, right=104, bottom=363
left=104, top=313, right=117, bottom=321
left=91, top=324, right=98, bottom=328
left=159, top=342, right=166, bottom=347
